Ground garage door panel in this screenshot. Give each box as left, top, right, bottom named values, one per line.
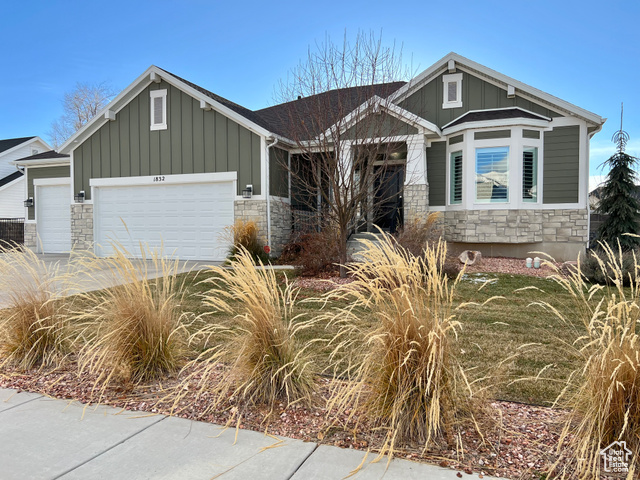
left=95, top=181, right=234, bottom=261
left=37, top=184, right=71, bottom=253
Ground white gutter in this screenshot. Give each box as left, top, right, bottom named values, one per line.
left=266, top=137, right=279, bottom=254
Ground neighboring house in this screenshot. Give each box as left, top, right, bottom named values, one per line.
left=18, top=53, right=605, bottom=260
left=0, top=137, right=51, bottom=218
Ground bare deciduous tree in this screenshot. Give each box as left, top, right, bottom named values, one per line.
left=272, top=32, right=420, bottom=276
left=48, top=82, right=116, bottom=148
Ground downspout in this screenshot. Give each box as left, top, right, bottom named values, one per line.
left=266, top=137, right=279, bottom=255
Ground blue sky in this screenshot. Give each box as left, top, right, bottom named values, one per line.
left=1, top=0, right=638, bottom=190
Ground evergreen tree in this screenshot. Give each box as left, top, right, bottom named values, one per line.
left=596, top=108, right=640, bottom=250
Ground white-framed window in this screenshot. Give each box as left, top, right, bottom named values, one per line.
left=150, top=89, right=167, bottom=131
left=442, top=73, right=463, bottom=109
left=450, top=151, right=463, bottom=204
left=476, top=146, right=509, bottom=203
left=522, top=147, right=538, bottom=202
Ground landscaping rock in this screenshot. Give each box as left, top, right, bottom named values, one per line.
left=459, top=250, right=482, bottom=266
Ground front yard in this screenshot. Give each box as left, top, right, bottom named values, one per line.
left=179, top=268, right=582, bottom=407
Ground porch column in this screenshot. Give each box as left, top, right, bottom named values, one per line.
left=404, top=135, right=429, bottom=222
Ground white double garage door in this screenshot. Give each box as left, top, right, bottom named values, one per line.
left=37, top=174, right=235, bottom=261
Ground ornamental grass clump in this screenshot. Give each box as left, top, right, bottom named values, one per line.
left=178, top=247, right=317, bottom=413
left=76, top=243, right=190, bottom=389
left=0, top=248, right=74, bottom=370
left=542, top=241, right=640, bottom=478
left=226, top=219, right=268, bottom=263
left=326, top=235, right=484, bottom=452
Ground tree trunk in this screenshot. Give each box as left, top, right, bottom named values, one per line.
left=339, top=226, right=348, bottom=278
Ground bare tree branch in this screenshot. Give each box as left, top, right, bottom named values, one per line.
left=48, top=81, right=116, bottom=149
left=273, top=31, right=418, bottom=276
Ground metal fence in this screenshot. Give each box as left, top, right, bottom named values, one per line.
left=0, top=218, right=24, bottom=248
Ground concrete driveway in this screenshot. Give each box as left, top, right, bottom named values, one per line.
left=0, top=253, right=218, bottom=308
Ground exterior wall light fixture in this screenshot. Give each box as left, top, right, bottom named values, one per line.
left=24, top=198, right=34, bottom=208
left=74, top=191, right=85, bottom=203
left=242, top=184, right=253, bottom=199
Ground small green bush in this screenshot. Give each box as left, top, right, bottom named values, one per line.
left=580, top=247, right=637, bottom=286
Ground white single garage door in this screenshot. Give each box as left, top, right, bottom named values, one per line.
left=37, top=184, right=71, bottom=253
left=94, top=180, right=234, bottom=261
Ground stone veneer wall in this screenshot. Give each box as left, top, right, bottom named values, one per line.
left=234, top=199, right=268, bottom=246
left=442, top=209, right=588, bottom=244
left=71, top=204, right=94, bottom=251
left=234, top=198, right=292, bottom=257
left=269, top=199, right=291, bottom=257
left=24, top=223, right=37, bottom=250
left=403, top=184, right=429, bottom=223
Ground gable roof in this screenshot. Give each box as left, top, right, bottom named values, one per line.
left=255, top=82, right=406, bottom=139
left=0, top=170, right=23, bottom=188
left=0, top=137, right=36, bottom=154
left=14, top=150, right=69, bottom=162
left=389, top=52, right=606, bottom=127
left=443, top=107, right=551, bottom=129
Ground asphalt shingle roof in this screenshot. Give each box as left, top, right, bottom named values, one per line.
left=0, top=137, right=35, bottom=154
left=0, top=170, right=23, bottom=188
left=14, top=150, right=69, bottom=162
left=446, top=108, right=549, bottom=129
left=159, top=67, right=406, bottom=140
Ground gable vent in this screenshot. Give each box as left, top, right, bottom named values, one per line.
left=153, top=97, right=164, bottom=124
left=447, top=82, right=458, bottom=102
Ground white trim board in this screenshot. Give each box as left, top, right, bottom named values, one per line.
left=33, top=177, right=71, bottom=186
left=89, top=171, right=237, bottom=188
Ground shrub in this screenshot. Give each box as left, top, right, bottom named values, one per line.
left=281, top=228, right=342, bottom=276
left=226, top=219, right=268, bottom=263
left=543, top=241, right=640, bottom=478
left=76, top=244, right=189, bottom=389
left=580, top=244, right=637, bottom=286
left=326, top=235, right=482, bottom=451
left=177, top=247, right=317, bottom=413
left=393, top=212, right=441, bottom=258
left=0, top=248, right=73, bottom=370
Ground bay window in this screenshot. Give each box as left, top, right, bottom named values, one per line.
left=450, top=151, right=463, bottom=204
left=475, top=146, right=509, bottom=203
left=522, top=147, right=538, bottom=202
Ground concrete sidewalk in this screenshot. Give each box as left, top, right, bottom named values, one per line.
left=0, top=388, right=497, bottom=480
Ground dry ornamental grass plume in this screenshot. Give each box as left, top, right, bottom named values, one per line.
left=0, top=248, right=74, bottom=370
left=75, top=243, right=190, bottom=392
left=225, top=219, right=267, bottom=263
left=324, top=235, right=487, bottom=455
left=540, top=240, right=640, bottom=479
left=176, top=247, right=318, bottom=416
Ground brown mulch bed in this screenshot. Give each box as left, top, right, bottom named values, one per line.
left=463, top=257, right=560, bottom=278
left=0, top=361, right=569, bottom=480
left=292, top=257, right=560, bottom=291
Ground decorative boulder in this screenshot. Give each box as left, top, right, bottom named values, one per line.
left=458, top=250, right=482, bottom=266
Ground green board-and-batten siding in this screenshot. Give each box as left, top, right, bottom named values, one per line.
left=426, top=141, right=446, bottom=206
left=26, top=165, right=71, bottom=220
left=543, top=126, right=580, bottom=204
left=400, top=71, right=561, bottom=129
left=73, top=81, right=262, bottom=200
left=269, top=147, right=288, bottom=198
left=343, top=112, right=418, bottom=140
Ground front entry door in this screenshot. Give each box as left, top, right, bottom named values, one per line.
left=373, top=165, right=404, bottom=233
